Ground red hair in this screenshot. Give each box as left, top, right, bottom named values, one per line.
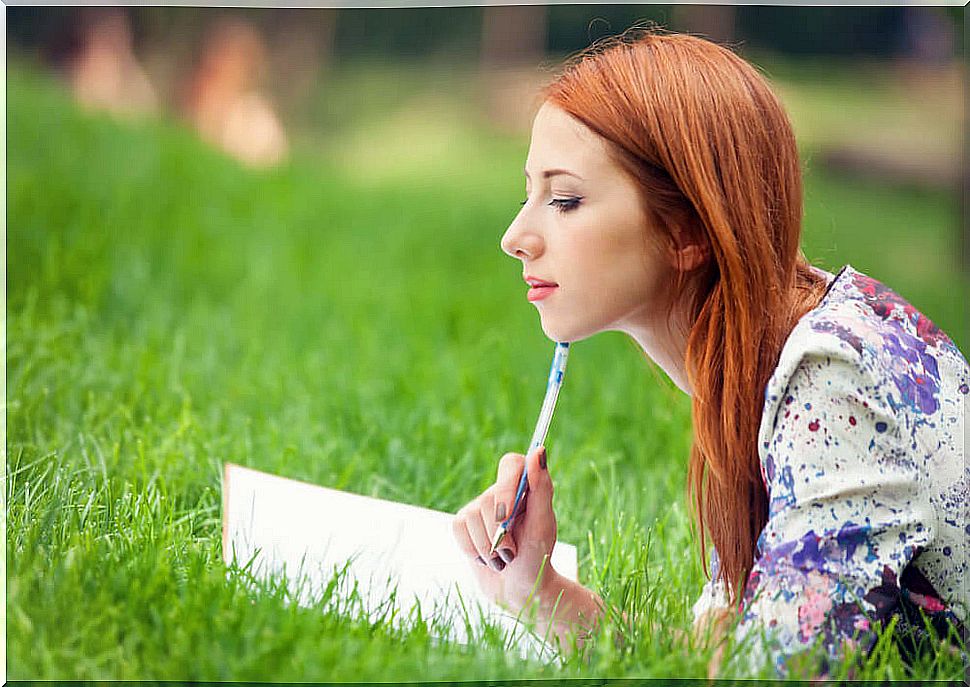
left=539, top=26, right=830, bottom=604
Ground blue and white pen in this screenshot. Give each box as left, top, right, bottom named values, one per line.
left=489, top=341, right=570, bottom=555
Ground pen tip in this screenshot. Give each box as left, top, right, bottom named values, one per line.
left=489, top=525, right=505, bottom=554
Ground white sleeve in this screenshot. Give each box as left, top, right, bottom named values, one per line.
left=723, top=346, right=935, bottom=677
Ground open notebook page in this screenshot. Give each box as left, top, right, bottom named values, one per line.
left=222, top=463, right=579, bottom=660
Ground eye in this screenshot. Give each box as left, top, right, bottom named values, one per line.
left=549, top=197, right=582, bottom=213
left=519, top=196, right=583, bottom=213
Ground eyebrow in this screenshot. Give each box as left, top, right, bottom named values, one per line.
left=524, top=168, right=585, bottom=181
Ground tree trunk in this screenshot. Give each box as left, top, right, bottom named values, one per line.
left=266, top=8, right=338, bottom=119
left=480, top=4, right=547, bottom=70
left=670, top=5, right=737, bottom=45
left=479, top=5, right=549, bottom=134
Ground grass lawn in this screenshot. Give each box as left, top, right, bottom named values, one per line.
left=6, top=59, right=966, bottom=681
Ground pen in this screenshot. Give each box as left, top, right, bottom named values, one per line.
left=489, top=341, right=570, bottom=555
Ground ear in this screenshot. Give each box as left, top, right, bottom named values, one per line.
left=674, top=242, right=709, bottom=272
left=667, top=222, right=709, bottom=272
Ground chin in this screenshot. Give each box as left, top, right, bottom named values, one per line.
left=539, top=315, right=600, bottom=344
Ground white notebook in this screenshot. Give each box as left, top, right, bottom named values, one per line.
left=221, top=463, right=578, bottom=659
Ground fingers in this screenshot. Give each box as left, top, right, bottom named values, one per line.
left=524, top=445, right=554, bottom=520
left=476, top=508, right=513, bottom=571
left=453, top=491, right=520, bottom=571
left=452, top=507, right=488, bottom=568
left=453, top=449, right=545, bottom=574
left=470, top=490, right=516, bottom=568
left=492, top=452, right=525, bottom=527
left=490, top=502, right=518, bottom=566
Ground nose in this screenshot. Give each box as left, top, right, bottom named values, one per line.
left=500, top=212, right=543, bottom=261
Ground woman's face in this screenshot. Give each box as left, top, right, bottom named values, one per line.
left=501, top=101, right=678, bottom=348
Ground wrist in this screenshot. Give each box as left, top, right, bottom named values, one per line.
left=501, top=559, right=561, bottom=611
left=536, top=566, right=570, bottom=608
left=534, top=570, right=605, bottom=643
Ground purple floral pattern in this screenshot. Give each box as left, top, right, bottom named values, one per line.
left=693, top=265, right=969, bottom=677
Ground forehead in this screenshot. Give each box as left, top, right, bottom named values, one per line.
left=526, top=103, right=614, bottom=178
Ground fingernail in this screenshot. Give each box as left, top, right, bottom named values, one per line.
left=476, top=556, right=487, bottom=567
left=498, top=547, right=515, bottom=564
left=488, top=555, right=506, bottom=572
left=495, top=502, right=507, bottom=522
left=539, top=447, right=547, bottom=470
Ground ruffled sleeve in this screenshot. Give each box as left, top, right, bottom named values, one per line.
left=724, top=343, right=936, bottom=676
left=692, top=547, right=730, bottom=624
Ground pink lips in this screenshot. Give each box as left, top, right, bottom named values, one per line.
left=527, top=285, right=557, bottom=302
left=524, top=276, right=558, bottom=302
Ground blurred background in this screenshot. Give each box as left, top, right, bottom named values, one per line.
left=7, top=4, right=967, bottom=417
left=9, top=4, right=966, bottom=265
left=7, top=4, right=969, bottom=447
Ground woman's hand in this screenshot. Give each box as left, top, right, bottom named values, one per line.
left=451, top=446, right=558, bottom=611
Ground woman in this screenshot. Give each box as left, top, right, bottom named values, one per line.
left=450, top=28, right=968, bottom=677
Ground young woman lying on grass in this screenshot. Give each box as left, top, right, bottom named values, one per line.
left=451, top=28, right=968, bottom=678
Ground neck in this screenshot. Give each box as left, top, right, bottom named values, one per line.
left=621, top=294, right=694, bottom=396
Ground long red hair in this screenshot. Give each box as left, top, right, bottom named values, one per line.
left=539, top=26, right=830, bottom=604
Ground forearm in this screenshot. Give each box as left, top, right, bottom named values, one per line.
left=692, top=606, right=737, bottom=677
left=518, top=569, right=606, bottom=652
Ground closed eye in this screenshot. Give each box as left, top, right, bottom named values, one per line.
left=550, top=197, right=581, bottom=213
left=519, top=197, right=583, bottom=213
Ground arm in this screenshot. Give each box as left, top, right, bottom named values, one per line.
left=517, top=567, right=607, bottom=652
left=454, top=447, right=614, bottom=653
left=689, top=550, right=738, bottom=676
left=722, top=346, right=934, bottom=677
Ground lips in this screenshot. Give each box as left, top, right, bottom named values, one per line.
left=523, top=275, right=558, bottom=302
left=527, top=285, right=557, bottom=302
left=524, top=276, right=558, bottom=288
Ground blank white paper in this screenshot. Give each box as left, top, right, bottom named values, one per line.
left=221, top=462, right=578, bottom=660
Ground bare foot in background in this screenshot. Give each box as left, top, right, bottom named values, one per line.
left=181, top=18, right=288, bottom=168
left=68, top=8, right=159, bottom=118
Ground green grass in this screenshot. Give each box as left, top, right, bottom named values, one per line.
left=6, top=59, right=967, bottom=681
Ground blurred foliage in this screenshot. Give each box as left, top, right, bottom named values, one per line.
left=6, top=5, right=961, bottom=61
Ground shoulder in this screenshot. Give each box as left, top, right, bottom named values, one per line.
left=760, top=265, right=969, bottom=448
left=756, top=265, right=968, bottom=525
left=759, top=267, right=888, bottom=455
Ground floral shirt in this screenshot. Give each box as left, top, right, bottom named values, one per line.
left=692, top=264, right=969, bottom=677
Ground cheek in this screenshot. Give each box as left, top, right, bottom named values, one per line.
left=594, top=231, right=657, bottom=293
left=564, top=222, right=631, bottom=271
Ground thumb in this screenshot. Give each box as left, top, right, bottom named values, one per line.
left=524, top=445, right=553, bottom=520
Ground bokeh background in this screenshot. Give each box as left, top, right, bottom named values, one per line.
left=6, top=4, right=968, bottom=681
left=9, top=5, right=966, bottom=329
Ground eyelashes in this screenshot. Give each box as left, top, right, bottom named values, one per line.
left=550, top=198, right=582, bottom=213
left=519, top=197, right=583, bottom=214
